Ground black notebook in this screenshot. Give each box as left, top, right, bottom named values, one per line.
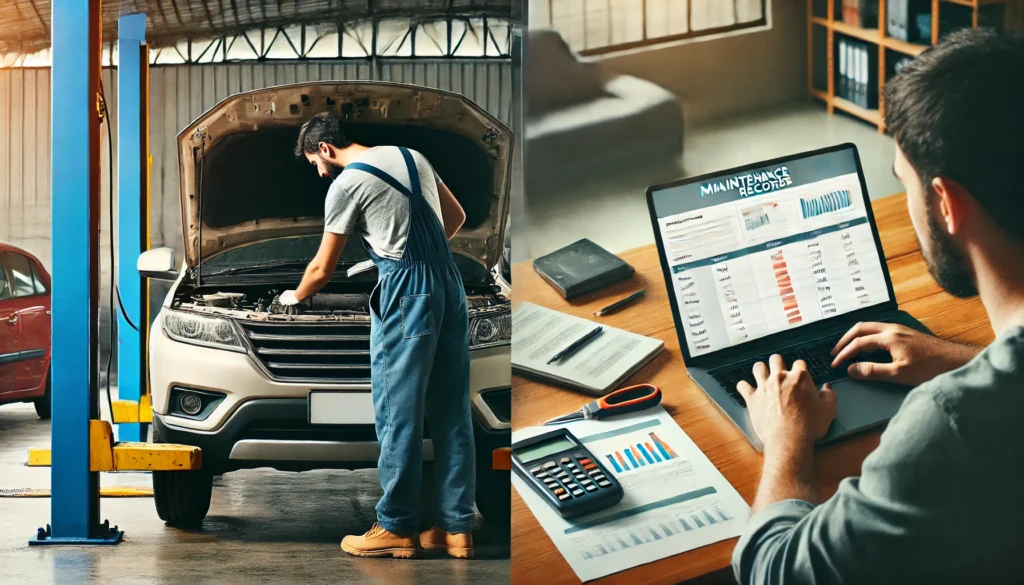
left=532, top=238, right=635, bottom=300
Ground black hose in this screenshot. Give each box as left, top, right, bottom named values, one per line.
left=101, top=80, right=115, bottom=424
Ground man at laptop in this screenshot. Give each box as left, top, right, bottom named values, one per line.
left=733, top=29, right=1024, bottom=584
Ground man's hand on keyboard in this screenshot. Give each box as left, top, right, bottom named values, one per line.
left=736, top=355, right=837, bottom=455
left=830, top=322, right=981, bottom=386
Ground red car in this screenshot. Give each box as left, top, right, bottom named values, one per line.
left=0, top=242, right=51, bottom=419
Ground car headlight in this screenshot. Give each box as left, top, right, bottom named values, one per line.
left=469, top=309, right=511, bottom=350
left=162, top=310, right=245, bottom=352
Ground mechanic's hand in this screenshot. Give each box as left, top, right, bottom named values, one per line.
left=736, top=355, right=837, bottom=453
left=278, top=290, right=302, bottom=306
left=831, top=322, right=980, bottom=386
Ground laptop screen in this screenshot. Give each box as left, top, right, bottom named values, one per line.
left=648, top=146, right=892, bottom=359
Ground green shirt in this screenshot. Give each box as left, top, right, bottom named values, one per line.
left=732, top=326, right=1024, bottom=585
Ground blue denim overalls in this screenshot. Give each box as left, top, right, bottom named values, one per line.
left=343, top=147, right=475, bottom=535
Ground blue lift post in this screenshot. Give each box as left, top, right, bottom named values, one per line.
left=117, top=13, right=147, bottom=443
left=33, top=0, right=123, bottom=545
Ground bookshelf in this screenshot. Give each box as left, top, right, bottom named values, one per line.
left=808, top=0, right=1012, bottom=132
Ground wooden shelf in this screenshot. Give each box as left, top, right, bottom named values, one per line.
left=831, top=20, right=880, bottom=43
left=830, top=20, right=929, bottom=56
left=807, top=0, right=1007, bottom=131
left=942, top=0, right=1009, bottom=6
left=882, top=36, right=929, bottom=56
left=832, top=97, right=882, bottom=126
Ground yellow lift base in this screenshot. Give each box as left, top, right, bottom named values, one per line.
left=111, top=395, right=153, bottom=424
left=27, top=420, right=201, bottom=472
left=0, top=487, right=153, bottom=498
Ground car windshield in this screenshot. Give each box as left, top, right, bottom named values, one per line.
left=201, top=235, right=493, bottom=284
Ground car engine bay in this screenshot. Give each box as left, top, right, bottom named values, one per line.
left=171, top=282, right=506, bottom=322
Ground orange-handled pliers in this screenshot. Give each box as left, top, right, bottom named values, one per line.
left=543, top=384, right=662, bottom=425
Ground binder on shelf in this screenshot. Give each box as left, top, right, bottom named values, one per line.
left=838, top=38, right=848, bottom=101
left=851, top=44, right=860, bottom=107
left=888, top=0, right=930, bottom=43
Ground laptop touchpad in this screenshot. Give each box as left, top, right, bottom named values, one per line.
left=829, top=377, right=909, bottom=434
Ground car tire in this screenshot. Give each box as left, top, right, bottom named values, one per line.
left=33, top=373, right=52, bottom=420
left=151, top=425, right=213, bottom=526
left=475, top=468, right=511, bottom=530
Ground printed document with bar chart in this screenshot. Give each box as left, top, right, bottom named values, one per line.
left=649, top=148, right=891, bottom=357
left=512, top=406, right=749, bottom=582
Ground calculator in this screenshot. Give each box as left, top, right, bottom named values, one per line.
left=512, top=428, right=623, bottom=518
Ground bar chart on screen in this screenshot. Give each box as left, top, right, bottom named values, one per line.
left=800, top=190, right=852, bottom=219
left=741, top=201, right=788, bottom=232
left=771, top=250, right=802, bottom=324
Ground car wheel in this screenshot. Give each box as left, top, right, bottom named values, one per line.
left=151, top=425, right=212, bottom=526
left=33, top=373, right=52, bottom=420
left=475, top=467, right=511, bottom=530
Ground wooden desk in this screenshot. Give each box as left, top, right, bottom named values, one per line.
left=511, top=193, right=994, bottom=585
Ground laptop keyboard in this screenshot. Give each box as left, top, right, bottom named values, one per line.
left=708, top=332, right=892, bottom=408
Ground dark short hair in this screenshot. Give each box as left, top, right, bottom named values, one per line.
left=294, top=112, right=352, bottom=157
left=884, top=28, right=1024, bottom=240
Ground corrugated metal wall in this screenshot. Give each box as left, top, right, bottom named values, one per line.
left=0, top=60, right=512, bottom=380
left=0, top=60, right=512, bottom=270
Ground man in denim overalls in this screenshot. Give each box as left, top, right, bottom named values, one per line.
left=281, top=112, right=475, bottom=559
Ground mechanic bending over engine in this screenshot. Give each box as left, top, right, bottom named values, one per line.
left=282, top=112, right=476, bottom=559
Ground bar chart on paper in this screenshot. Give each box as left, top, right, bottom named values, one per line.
left=578, top=502, right=735, bottom=560
left=800, top=190, right=852, bottom=219
left=604, top=432, right=679, bottom=473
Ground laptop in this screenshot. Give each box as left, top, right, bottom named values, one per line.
left=645, top=143, right=930, bottom=450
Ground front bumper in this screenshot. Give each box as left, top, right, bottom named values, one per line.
left=154, top=397, right=509, bottom=474
left=150, top=319, right=511, bottom=433
left=150, top=316, right=511, bottom=473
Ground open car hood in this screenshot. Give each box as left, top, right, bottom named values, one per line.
left=178, top=81, right=513, bottom=270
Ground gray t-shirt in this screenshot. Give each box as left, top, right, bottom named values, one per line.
left=732, top=325, right=1024, bottom=584
left=324, top=146, right=443, bottom=260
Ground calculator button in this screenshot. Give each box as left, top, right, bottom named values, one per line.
left=530, top=466, right=543, bottom=475
left=578, top=458, right=592, bottom=466
left=559, top=457, right=570, bottom=464
left=597, top=480, right=612, bottom=488
left=536, top=471, right=549, bottom=479
left=558, top=493, right=570, bottom=501
left=557, top=472, right=570, bottom=479
left=580, top=478, right=593, bottom=486
left=593, top=474, right=607, bottom=481
left=584, top=463, right=598, bottom=471
left=574, top=474, right=586, bottom=481
left=543, top=478, right=557, bottom=486
left=543, top=461, right=557, bottom=470
left=584, top=484, right=598, bottom=492
left=554, top=487, right=565, bottom=495
left=571, top=489, right=584, bottom=496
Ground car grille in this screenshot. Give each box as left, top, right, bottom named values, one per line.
left=239, top=320, right=372, bottom=383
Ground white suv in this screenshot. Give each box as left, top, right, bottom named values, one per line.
left=138, top=82, right=512, bottom=526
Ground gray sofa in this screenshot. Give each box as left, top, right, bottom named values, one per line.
left=525, top=29, right=684, bottom=187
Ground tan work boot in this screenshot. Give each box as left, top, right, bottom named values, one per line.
left=419, top=526, right=474, bottom=559
left=340, top=523, right=418, bottom=558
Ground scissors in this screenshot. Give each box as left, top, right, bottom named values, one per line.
left=543, top=384, right=662, bottom=425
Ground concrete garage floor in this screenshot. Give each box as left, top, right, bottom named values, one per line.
left=0, top=403, right=509, bottom=585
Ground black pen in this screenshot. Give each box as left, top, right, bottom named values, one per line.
left=594, top=289, right=645, bottom=317
left=547, top=326, right=604, bottom=365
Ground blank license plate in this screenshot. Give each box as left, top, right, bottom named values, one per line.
left=308, top=391, right=375, bottom=425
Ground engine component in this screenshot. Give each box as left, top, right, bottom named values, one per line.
left=268, top=292, right=370, bottom=315
left=201, top=292, right=245, bottom=308
left=309, top=293, right=369, bottom=313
